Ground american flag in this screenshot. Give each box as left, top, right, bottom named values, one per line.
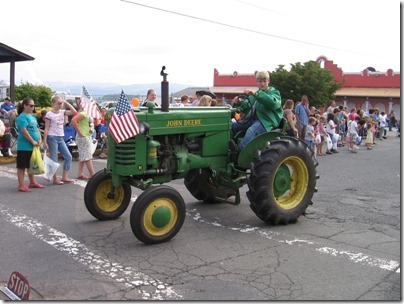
left=81, top=85, right=101, bottom=120
left=109, top=90, right=140, bottom=144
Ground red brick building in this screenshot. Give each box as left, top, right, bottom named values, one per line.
left=210, top=56, right=400, bottom=119
left=317, top=56, right=400, bottom=119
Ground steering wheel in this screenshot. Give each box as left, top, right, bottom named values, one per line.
left=233, top=94, right=254, bottom=125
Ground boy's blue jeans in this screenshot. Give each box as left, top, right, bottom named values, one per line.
left=231, top=119, right=266, bottom=149
left=47, top=135, right=72, bottom=171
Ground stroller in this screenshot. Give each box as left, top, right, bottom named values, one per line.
left=95, top=123, right=107, bottom=150
left=64, top=124, right=78, bottom=155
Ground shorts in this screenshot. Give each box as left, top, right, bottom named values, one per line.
left=349, top=133, right=357, bottom=141
left=16, top=150, right=33, bottom=169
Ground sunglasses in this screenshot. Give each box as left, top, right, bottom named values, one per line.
left=27, top=104, right=35, bottom=108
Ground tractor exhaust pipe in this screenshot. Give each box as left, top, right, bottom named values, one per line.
left=161, top=66, right=169, bottom=112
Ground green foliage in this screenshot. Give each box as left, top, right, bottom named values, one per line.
left=270, top=60, right=341, bottom=108
left=15, top=82, right=53, bottom=107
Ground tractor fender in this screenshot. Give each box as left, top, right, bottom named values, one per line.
left=237, top=131, right=284, bottom=168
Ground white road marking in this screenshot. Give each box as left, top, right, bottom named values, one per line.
left=0, top=167, right=182, bottom=300
left=0, top=204, right=182, bottom=300
left=186, top=209, right=400, bottom=273
left=0, top=165, right=400, bottom=296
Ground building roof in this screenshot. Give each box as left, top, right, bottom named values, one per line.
left=210, top=86, right=257, bottom=94
left=0, top=42, right=34, bottom=63
left=335, top=87, right=400, bottom=98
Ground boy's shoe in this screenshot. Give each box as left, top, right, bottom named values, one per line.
left=229, top=140, right=240, bottom=164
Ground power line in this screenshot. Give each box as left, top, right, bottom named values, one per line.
left=235, top=0, right=289, bottom=17
left=120, top=0, right=365, bottom=55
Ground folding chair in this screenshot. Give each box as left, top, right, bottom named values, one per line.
left=8, top=126, right=18, bottom=149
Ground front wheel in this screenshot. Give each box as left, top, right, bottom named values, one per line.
left=130, top=185, right=186, bottom=245
left=84, top=170, right=132, bottom=220
left=247, top=137, right=318, bottom=225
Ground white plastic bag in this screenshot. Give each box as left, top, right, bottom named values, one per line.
left=42, top=150, right=60, bottom=181
left=332, top=133, right=339, bottom=150
left=326, top=134, right=332, bottom=150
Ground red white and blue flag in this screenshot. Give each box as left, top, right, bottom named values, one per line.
left=81, top=85, right=101, bottom=120
left=108, top=90, right=140, bottom=144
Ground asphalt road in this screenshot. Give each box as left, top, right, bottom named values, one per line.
left=0, top=130, right=400, bottom=300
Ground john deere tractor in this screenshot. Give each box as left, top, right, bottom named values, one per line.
left=84, top=67, right=318, bottom=244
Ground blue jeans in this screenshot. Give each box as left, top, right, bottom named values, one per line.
left=231, top=119, right=266, bottom=149
left=47, top=135, right=72, bottom=171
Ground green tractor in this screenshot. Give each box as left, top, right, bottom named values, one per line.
left=84, top=67, right=318, bottom=244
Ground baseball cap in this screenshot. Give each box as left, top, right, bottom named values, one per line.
left=5, top=97, right=10, bottom=101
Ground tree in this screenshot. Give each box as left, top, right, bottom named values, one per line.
left=270, top=60, right=341, bottom=108
left=15, top=82, right=54, bottom=107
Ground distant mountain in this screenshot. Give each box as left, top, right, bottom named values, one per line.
left=47, top=81, right=191, bottom=98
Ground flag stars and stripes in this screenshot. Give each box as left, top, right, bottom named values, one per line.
left=108, top=90, right=140, bottom=144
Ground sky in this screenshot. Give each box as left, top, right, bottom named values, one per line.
left=0, top=0, right=401, bottom=89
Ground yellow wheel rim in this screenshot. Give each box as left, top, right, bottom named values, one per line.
left=143, top=198, right=178, bottom=237
left=274, top=156, right=308, bottom=210
left=95, top=179, right=125, bottom=212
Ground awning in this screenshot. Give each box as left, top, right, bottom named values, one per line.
left=0, top=42, right=34, bottom=63
left=335, top=87, right=400, bottom=98
left=210, top=86, right=257, bottom=94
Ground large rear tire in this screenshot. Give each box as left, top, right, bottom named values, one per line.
left=130, top=185, right=186, bottom=245
left=184, top=169, right=232, bottom=204
left=84, top=170, right=131, bottom=220
left=247, top=137, right=318, bottom=225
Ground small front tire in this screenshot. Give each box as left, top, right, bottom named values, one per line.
left=130, top=185, right=186, bottom=244
left=84, top=170, right=131, bottom=220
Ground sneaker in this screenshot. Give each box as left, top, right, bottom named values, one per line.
left=354, top=145, right=359, bottom=150
left=8, top=148, right=13, bottom=156
left=229, top=140, right=240, bottom=163
left=350, top=149, right=358, bottom=153
left=330, top=149, right=339, bottom=153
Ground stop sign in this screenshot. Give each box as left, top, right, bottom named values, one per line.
left=7, top=271, right=30, bottom=300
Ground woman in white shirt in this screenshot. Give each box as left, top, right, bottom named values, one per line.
left=43, top=96, right=77, bottom=184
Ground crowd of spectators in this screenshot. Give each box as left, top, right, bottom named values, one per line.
left=283, top=97, right=399, bottom=158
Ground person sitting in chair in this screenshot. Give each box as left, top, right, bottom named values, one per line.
left=0, top=118, right=13, bottom=156
left=1, top=97, right=18, bottom=128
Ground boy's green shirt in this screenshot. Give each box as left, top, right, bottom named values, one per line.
left=240, top=86, right=283, bottom=131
